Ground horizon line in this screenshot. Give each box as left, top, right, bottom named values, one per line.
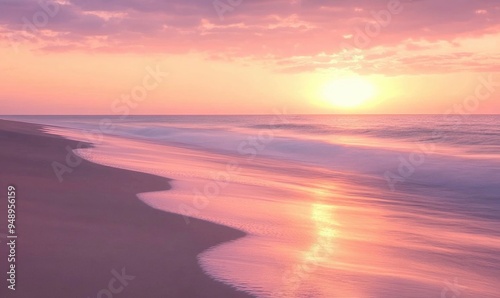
left=2, top=113, right=500, bottom=116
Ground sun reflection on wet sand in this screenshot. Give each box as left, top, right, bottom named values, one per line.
left=274, top=203, right=337, bottom=297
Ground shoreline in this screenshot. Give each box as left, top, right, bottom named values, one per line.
left=0, top=119, right=251, bottom=297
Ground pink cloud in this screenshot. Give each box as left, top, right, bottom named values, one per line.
left=1, top=0, right=499, bottom=74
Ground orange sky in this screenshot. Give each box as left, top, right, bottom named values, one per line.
left=0, top=0, right=499, bottom=114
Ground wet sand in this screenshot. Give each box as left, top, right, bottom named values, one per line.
left=0, top=119, right=250, bottom=298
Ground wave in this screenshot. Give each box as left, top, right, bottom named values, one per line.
left=12, top=114, right=500, bottom=298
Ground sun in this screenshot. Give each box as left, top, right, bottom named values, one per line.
left=321, top=76, right=377, bottom=109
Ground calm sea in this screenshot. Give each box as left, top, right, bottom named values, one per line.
left=4, top=114, right=500, bottom=297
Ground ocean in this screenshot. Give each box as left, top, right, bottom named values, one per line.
left=4, top=114, right=500, bottom=297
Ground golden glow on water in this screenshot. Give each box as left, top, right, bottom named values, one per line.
left=306, top=203, right=336, bottom=266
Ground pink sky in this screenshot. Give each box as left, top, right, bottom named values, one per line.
left=0, top=0, right=499, bottom=114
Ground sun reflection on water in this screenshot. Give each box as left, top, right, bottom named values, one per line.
left=274, top=199, right=337, bottom=297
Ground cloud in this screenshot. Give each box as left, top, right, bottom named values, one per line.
left=0, top=0, right=499, bottom=74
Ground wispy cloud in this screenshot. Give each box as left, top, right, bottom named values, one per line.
left=1, top=0, right=499, bottom=74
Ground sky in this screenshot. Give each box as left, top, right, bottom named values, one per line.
left=0, top=0, right=499, bottom=114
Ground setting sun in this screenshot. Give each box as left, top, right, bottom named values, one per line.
left=321, top=76, right=377, bottom=109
